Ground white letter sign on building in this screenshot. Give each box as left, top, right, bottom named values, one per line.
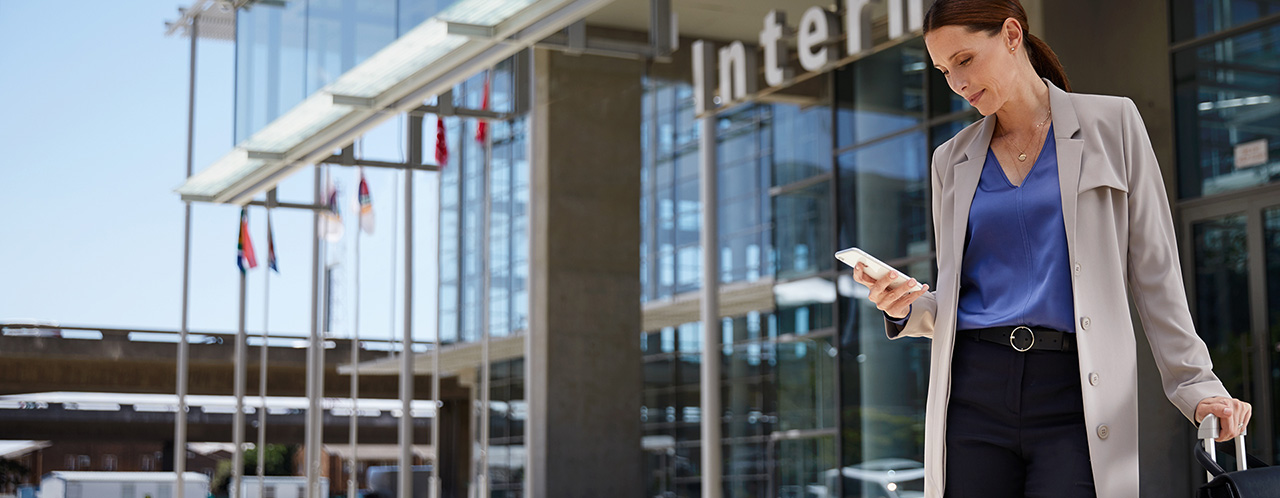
left=718, top=41, right=759, bottom=108
left=760, top=10, right=793, bottom=88
left=694, top=0, right=932, bottom=115
left=797, top=6, right=840, bottom=73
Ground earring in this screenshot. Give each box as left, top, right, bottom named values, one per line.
left=1010, top=47, right=1015, bottom=52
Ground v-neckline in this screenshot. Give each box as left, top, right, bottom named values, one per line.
left=990, top=124, right=1053, bottom=189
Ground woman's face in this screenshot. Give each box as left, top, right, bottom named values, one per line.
left=924, top=22, right=1019, bottom=116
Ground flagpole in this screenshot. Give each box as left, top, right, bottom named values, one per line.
left=477, top=72, right=493, bottom=498
left=175, top=12, right=197, bottom=498
left=430, top=128, right=443, bottom=498
left=258, top=262, right=268, bottom=498
left=233, top=247, right=248, bottom=498
left=307, top=165, right=323, bottom=498
left=349, top=181, right=362, bottom=498
left=258, top=197, right=274, bottom=498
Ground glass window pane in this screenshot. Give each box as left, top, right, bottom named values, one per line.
left=837, top=132, right=930, bottom=261
left=839, top=277, right=930, bottom=469
left=1193, top=215, right=1251, bottom=402
left=774, top=435, right=837, bottom=498
left=1174, top=23, right=1280, bottom=199
left=776, top=336, right=837, bottom=431
left=1265, top=207, right=1280, bottom=463
left=235, top=2, right=308, bottom=143
left=774, top=181, right=833, bottom=279
left=773, top=104, right=834, bottom=187
left=1172, top=0, right=1280, bottom=42
left=306, top=0, right=398, bottom=95
left=835, top=40, right=925, bottom=149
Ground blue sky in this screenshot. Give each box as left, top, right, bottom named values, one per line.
left=0, top=1, right=437, bottom=343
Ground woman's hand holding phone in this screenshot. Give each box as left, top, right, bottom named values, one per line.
left=852, top=262, right=930, bottom=319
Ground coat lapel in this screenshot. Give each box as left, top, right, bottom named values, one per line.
left=1047, top=79, right=1083, bottom=262
left=950, top=117, right=995, bottom=264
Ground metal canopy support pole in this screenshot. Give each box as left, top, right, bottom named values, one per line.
left=307, top=165, right=322, bottom=498
left=694, top=40, right=723, bottom=498
left=233, top=265, right=248, bottom=498
left=400, top=114, right=421, bottom=498
left=175, top=13, right=198, bottom=498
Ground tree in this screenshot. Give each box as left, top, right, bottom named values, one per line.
left=212, top=445, right=297, bottom=496
left=0, top=458, right=30, bottom=493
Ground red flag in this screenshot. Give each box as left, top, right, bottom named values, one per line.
left=475, top=72, right=490, bottom=144
left=435, top=115, right=448, bottom=167
left=237, top=207, right=257, bottom=273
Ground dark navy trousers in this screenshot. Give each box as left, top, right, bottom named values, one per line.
left=944, top=333, right=1097, bottom=498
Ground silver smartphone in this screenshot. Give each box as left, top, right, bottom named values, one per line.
left=835, top=247, right=923, bottom=293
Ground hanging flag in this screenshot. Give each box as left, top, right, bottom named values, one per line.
left=475, top=71, right=490, bottom=144
left=358, top=167, right=374, bottom=235
left=319, top=176, right=345, bottom=242
left=237, top=207, right=258, bottom=273
left=266, top=210, right=279, bottom=273
left=434, top=115, right=448, bottom=167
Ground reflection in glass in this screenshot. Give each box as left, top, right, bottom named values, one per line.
left=1193, top=215, right=1251, bottom=403
left=235, top=0, right=308, bottom=143
left=773, top=104, right=833, bottom=186
left=1174, top=23, right=1280, bottom=198
left=1172, top=0, right=1280, bottom=42
left=775, top=435, right=837, bottom=498
left=839, top=284, right=929, bottom=469
left=837, top=132, right=930, bottom=261
left=777, top=336, right=837, bottom=432
left=1265, top=207, right=1280, bottom=463
left=835, top=39, right=925, bottom=149
left=775, top=181, right=833, bottom=280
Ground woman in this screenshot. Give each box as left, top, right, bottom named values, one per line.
left=851, top=1, right=1252, bottom=497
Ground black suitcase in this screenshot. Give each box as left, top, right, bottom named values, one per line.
left=1195, top=414, right=1280, bottom=498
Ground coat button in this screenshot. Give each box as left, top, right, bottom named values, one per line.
left=1097, top=425, right=1110, bottom=440
left=1089, top=373, right=1100, bottom=386
left=1080, top=316, right=1091, bottom=330
left=1074, top=262, right=1082, bottom=275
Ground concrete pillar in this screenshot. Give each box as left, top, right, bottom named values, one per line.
left=527, top=47, right=643, bottom=498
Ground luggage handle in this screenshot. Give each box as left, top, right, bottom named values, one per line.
left=1196, top=414, right=1248, bottom=481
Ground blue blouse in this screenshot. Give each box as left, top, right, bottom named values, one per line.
left=890, top=125, right=1076, bottom=333
left=956, top=125, right=1075, bottom=332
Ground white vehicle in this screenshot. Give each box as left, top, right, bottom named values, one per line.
left=40, top=471, right=209, bottom=498
left=238, top=475, right=328, bottom=498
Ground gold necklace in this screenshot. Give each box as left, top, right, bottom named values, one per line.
left=1001, top=109, right=1053, bottom=162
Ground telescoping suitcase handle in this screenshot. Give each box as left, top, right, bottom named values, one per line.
left=1197, top=414, right=1248, bottom=481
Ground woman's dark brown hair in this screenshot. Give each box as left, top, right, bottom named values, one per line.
left=923, top=0, right=1071, bottom=92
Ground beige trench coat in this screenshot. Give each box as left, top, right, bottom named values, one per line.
left=886, top=79, right=1230, bottom=497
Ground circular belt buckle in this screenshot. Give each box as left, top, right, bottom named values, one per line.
left=1009, top=326, right=1035, bottom=352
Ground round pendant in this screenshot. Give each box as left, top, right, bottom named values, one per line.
left=1018, top=153, right=1028, bottom=161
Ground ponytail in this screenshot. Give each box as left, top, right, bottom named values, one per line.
left=1025, top=34, right=1071, bottom=92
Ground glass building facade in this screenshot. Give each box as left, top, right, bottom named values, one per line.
left=234, top=0, right=461, bottom=143
left=1171, top=0, right=1280, bottom=466
left=435, top=57, right=529, bottom=496
left=639, top=37, right=980, bottom=496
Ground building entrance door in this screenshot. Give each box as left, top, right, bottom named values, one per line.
left=1180, top=183, right=1280, bottom=464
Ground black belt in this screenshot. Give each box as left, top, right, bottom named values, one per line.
left=964, top=326, right=1076, bottom=352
